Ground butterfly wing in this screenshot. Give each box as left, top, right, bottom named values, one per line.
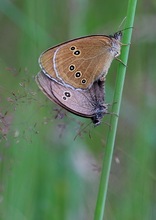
left=39, top=35, right=121, bottom=89
left=36, top=71, right=107, bottom=122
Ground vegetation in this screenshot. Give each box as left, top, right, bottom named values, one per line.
left=0, top=0, right=155, bottom=219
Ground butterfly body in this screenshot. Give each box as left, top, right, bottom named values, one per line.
left=39, top=32, right=122, bottom=90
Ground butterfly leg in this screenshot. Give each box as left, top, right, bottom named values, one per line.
left=115, top=57, right=127, bottom=67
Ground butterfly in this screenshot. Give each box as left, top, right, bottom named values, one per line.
left=38, top=31, right=122, bottom=90
left=36, top=71, right=108, bottom=125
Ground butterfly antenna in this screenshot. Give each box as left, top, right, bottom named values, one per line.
left=74, top=120, right=92, bottom=141
left=117, top=17, right=127, bottom=31
left=116, top=17, right=133, bottom=33
left=119, top=26, right=134, bottom=33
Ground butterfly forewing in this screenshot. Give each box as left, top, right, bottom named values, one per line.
left=39, top=35, right=121, bottom=90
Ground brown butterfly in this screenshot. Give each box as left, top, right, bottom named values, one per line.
left=39, top=31, right=122, bottom=90
left=36, top=71, right=108, bottom=125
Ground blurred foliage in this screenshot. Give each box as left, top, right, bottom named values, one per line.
left=0, top=0, right=156, bottom=219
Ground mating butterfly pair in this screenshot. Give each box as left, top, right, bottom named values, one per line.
left=36, top=31, right=122, bottom=125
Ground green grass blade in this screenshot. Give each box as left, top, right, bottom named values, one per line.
left=94, top=0, right=138, bottom=219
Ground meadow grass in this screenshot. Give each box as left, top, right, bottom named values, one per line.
left=0, top=0, right=155, bottom=220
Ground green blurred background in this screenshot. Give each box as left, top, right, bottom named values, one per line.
left=0, top=0, right=156, bottom=219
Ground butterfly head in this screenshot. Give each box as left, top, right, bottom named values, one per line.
left=92, top=104, right=108, bottom=126
left=107, top=31, right=122, bottom=58
left=113, top=31, right=122, bottom=41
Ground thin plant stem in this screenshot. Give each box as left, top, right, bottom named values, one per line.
left=94, top=0, right=138, bottom=219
